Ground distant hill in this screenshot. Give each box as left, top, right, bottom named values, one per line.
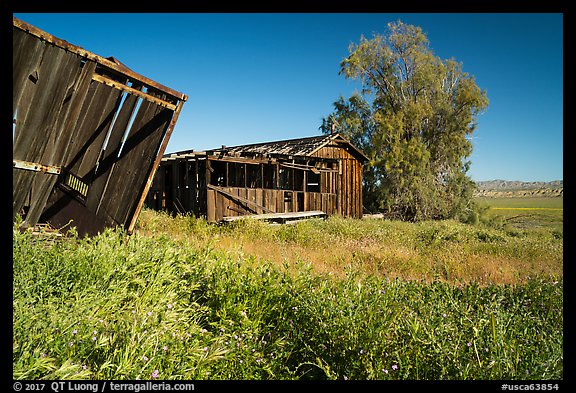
left=474, top=180, right=563, bottom=197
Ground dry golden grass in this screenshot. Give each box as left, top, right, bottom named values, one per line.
left=135, top=209, right=562, bottom=286
left=216, top=237, right=561, bottom=286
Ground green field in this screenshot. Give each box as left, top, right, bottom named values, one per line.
left=13, top=207, right=563, bottom=380
left=473, top=196, right=563, bottom=232
left=474, top=196, right=563, bottom=209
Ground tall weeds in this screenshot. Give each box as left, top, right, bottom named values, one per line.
left=13, top=215, right=563, bottom=380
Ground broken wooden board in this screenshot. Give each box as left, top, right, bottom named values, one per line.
left=222, top=210, right=326, bottom=224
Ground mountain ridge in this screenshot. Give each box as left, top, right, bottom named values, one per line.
left=475, top=179, right=563, bottom=191
left=474, top=180, right=563, bottom=198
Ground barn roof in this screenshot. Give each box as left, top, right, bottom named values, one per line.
left=165, top=133, right=368, bottom=162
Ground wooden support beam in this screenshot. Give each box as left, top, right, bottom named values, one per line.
left=207, top=155, right=277, bottom=166
left=13, top=159, right=61, bottom=175
left=207, top=184, right=274, bottom=214
left=226, top=162, right=229, bottom=187
left=222, top=210, right=327, bottom=223
left=92, top=74, right=177, bottom=110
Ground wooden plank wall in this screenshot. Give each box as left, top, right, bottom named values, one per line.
left=206, top=187, right=337, bottom=222
left=13, top=27, right=100, bottom=228
left=13, top=24, right=184, bottom=236
left=98, top=92, right=174, bottom=227
left=146, top=141, right=363, bottom=222
left=311, top=144, right=363, bottom=219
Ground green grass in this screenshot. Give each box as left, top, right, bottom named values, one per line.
left=13, top=211, right=563, bottom=380
left=474, top=196, right=563, bottom=209
left=473, top=197, right=563, bottom=233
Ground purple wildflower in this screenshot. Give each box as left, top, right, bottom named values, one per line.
left=151, top=370, right=159, bottom=379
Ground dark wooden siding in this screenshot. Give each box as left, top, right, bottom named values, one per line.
left=148, top=138, right=364, bottom=222
left=204, top=187, right=338, bottom=222
left=13, top=18, right=187, bottom=236
left=13, top=27, right=98, bottom=228
left=311, top=144, right=364, bottom=219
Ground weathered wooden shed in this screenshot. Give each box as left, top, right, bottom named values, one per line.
left=145, top=133, right=367, bottom=222
left=12, top=17, right=187, bottom=236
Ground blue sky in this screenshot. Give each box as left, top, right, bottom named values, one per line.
left=14, top=13, right=563, bottom=182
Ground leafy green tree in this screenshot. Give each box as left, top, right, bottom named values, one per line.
left=321, top=21, right=488, bottom=221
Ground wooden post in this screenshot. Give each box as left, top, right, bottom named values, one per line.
left=206, top=159, right=212, bottom=186
left=275, top=164, right=280, bottom=189
left=207, top=189, right=215, bottom=222
left=244, top=163, right=248, bottom=188
left=192, top=159, right=198, bottom=215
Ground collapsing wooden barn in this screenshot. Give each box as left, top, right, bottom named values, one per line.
left=12, top=17, right=187, bottom=236
left=145, top=133, right=368, bottom=222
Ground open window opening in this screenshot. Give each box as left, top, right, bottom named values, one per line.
left=279, top=168, right=293, bottom=190
left=210, top=160, right=227, bottom=187
left=247, top=164, right=262, bottom=188
left=307, top=171, right=320, bottom=193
